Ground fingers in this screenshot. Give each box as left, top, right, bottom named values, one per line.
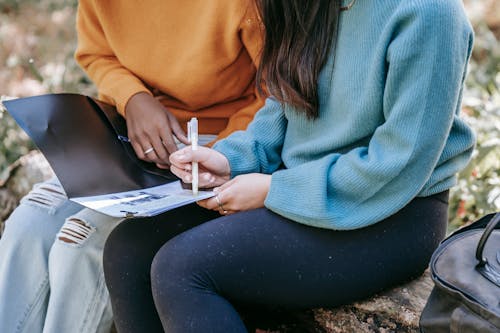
left=158, top=120, right=178, bottom=156
left=197, top=174, right=269, bottom=215
left=212, top=178, right=235, bottom=193
left=170, top=146, right=230, bottom=189
left=169, top=147, right=196, bottom=168
left=214, top=192, right=229, bottom=214
left=156, top=163, right=170, bottom=169
left=171, top=164, right=219, bottom=188
left=197, top=191, right=232, bottom=215
left=130, top=141, right=153, bottom=161
left=130, top=134, right=169, bottom=163
left=170, top=164, right=192, bottom=183
left=151, top=136, right=170, bottom=162
left=167, top=113, right=190, bottom=145
left=125, top=93, right=180, bottom=164
left=169, top=146, right=216, bottom=165
left=169, top=147, right=190, bottom=168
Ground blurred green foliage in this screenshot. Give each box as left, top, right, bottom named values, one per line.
left=0, top=0, right=95, bottom=175
left=0, top=0, right=499, bottom=229
left=0, top=0, right=77, bottom=12
left=447, top=20, right=500, bottom=231
left=0, top=100, right=34, bottom=174
left=0, top=0, right=93, bottom=96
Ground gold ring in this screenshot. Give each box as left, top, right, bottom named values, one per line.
left=143, top=147, right=154, bottom=154
left=215, top=194, right=228, bottom=214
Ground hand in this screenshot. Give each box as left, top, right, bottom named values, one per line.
left=197, top=173, right=271, bottom=215
left=125, top=92, right=189, bottom=167
left=170, top=146, right=231, bottom=188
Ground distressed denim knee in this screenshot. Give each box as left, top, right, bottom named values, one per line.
left=56, top=217, right=96, bottom=245
left=19, top=178, right=68, bottom=213
left=2, top=178, right=80, bottom=246
left=53, top=208, right=120, bottom=248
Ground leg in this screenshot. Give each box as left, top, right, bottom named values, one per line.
left=0, top=179, right=82, bottom=333
left=150, top=193, right=448, bottom=332
left=43, top=208, right=121, bottom=333
left=103, top=203, right=220, bottom=333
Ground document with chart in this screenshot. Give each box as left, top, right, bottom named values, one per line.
left=71, top=181, right=214, bottom=218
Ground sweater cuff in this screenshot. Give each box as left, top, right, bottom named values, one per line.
left=110, top=80, right=152, bottom=116
left=213, top=136, right=261, bottom=178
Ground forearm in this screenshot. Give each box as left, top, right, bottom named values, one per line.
left=74, top=0, right=150, bottom=115
left=213, top=97, right=286, bottom=177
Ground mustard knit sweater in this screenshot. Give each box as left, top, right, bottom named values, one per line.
left=75, top=0, right=264, bottom=139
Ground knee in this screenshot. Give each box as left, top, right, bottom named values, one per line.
left=54, top=208, right=118, bottom=246
left=151, top=234, right=216, bottom=303
left=18, top=180, right=68, bottom=215
left=150, top=241, right=184, bottom=309
left=2, top=180, right=69, bottom=238
left=103, top=221, right=130, bottom=273
left=103, top=220, right=151, bottom=289
left=55, top=217, right=96, bottom=245
left=1, top=191, right=66, bottom=247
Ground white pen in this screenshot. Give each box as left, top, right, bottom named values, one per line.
left=188, top=117, right=199, bottom=196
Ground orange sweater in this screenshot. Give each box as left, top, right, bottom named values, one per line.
left=75, top=0, right=265, bottom=140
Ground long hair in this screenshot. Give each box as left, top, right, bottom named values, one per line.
left=255, top=0, right=341, bottom=118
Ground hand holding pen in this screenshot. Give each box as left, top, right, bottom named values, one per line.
left=169, top=145, right=231, bottom=190
left=170, top=144, right=270, bottom=214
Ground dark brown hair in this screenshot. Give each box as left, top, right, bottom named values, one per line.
left=255, top=0, right=341, bottom=118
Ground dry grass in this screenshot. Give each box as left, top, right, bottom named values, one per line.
left=0, top=1, right=95, bottom=97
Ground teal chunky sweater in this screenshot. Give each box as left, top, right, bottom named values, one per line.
left=213, top=0, right=475, bottom=230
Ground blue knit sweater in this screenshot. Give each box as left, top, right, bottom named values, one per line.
left=213, top=0, right=475, bottom=230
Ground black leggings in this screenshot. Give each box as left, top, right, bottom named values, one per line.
left=103, top=192, right=448, bottom=333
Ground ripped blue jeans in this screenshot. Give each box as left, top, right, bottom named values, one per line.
left=0, top=178, right=121, bottom=333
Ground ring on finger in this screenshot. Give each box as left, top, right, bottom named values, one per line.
left=143, top=147, right=155, bottom=154
left=215, top=194, right=228, bottom=214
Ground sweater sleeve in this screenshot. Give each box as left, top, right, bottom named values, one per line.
left=264, top=1, right=474, bottom=230
left=74, top=0, right=152, bottom=116
left=213, top=97, right=286, bottom=176
left=214, top=1, right=266, bottom=141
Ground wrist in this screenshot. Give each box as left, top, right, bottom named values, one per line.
left=215, top=150, right=231, bottom=178
left=124, top=91, right=153, bottom=116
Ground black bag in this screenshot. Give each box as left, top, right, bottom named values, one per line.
left=4, top=93, right=178, bottom=197
left=419, top=212, right=500, bottom=332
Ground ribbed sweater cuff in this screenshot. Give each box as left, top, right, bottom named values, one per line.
left=111, top=81, right=152, bottom=116
left=213, top=141, right=260, bottom=178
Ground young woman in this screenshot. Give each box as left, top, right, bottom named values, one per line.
left=0, top=1, right=263, bottom=332
left=103, top=0, right=476, bottom=332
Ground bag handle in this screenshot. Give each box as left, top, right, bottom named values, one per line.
left=475, top=212, right=500, bottom=287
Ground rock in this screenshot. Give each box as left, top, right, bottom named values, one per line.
left=0, top=189, right=18, bottom=225
left=313, top=271, right=433, bottom=333
left=249, top=271, right=433, bottom=333
left=0, top=150, right=54, bottom=234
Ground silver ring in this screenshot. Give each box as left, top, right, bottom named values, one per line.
left=215, top=194, right=228, bottom=214
left=143, top=147, right=155, bottom=154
